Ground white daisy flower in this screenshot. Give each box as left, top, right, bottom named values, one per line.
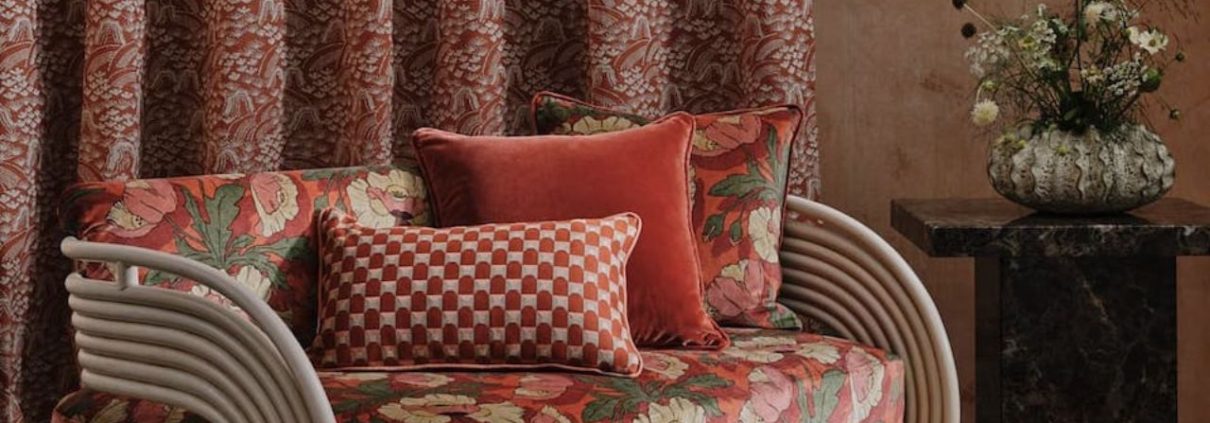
left=971, top=100, right=1001, bottom=127
left=1083, top=2, right=1116, bottom=25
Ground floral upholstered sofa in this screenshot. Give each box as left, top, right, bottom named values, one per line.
left=52, top=165, right=958, bottom=423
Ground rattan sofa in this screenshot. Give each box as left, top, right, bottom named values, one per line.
left=53, top=165, right=958, bottom=423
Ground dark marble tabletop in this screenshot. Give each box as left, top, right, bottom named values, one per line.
left=892, top=197, right=1210, bottom=257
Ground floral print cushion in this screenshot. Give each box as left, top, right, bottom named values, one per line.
left=532, top=92, right=804, bottom=330
left=52, top=329, right=904, bottom=423
left=59, top=165, right=429, bottom=342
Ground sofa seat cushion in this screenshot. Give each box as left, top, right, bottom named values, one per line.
left=53, top=329, right=904, bottom=423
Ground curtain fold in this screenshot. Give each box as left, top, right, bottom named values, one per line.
left=0, top=0, right=817, bottom=420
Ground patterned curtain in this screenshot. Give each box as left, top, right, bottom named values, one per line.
left=0, top=0, right=818, bottom=420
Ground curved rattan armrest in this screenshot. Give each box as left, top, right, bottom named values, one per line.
left=60, top=237, right=336, bottom=423
left=778, top=196, right=960, bottom=423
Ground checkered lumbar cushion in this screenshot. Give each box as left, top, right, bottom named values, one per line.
left=312, top=208, right=644, bottom=376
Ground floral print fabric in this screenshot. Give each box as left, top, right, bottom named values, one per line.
left=3, top=1, right=817, bottom=419
left=532, top=93, right=804, bottom=330
left=53, top=329, right=904, bottom=423
left=59, top=166, right=429, bottom=342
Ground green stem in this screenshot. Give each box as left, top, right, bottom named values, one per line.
left=964, top=4, right=998, bottom=30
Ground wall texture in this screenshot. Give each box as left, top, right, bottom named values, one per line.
left=815, top=1, right=1209, bottom=421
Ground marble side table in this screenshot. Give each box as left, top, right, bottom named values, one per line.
left=891, top=198, right=1210, bottom=423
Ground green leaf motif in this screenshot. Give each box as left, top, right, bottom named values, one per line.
left=313, top=195, right=330, bottom=213
left=677, top=391, right=723, bottom=416
left=578, top=371, right=731, bottom=421
left=769, top=307, right=803, bottom=330
left=301, top=167, right=362, bottom=181
left=173, top=234, right=213, bottom=266
left=582, top=397, right=621, bottom=422
left=808, top=369, right=846, bottom=423
left=173, top=185, right=248, bottom=272
left=703, top=214, right=725, bottom=240
left=252, top=236, right=311, bottom=261
left=795, top=377, right=811, bottom=421
left=143, top=269, right=176, bottom=286
left=534, top=100, right=572, bottom=134
left=708, top=174, right=768, bottom=199
left=729, top=219, right=744, bottom=243
left=355, top=379, right=395, bottom=398
left=678, top=373, right=729, bottom=389
left=204, top=185, right=244, bottom=262
left=619, top=397, right=646, bottom=415
left=239, top=236, right=311, bottom=288
left=230, top=234, right=254, bottom=251
left=331, top=400, right=364, bottom=414
left=757, top=189, right=783, bottom=203
left=181, top=188, right=204, bottom=236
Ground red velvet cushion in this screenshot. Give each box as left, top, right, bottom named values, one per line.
left=312, top=209, right=644, bottom=376
left=413, top=114, right=728, bottom=349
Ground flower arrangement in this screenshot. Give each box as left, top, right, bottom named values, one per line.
left=956, top=0, right=1186, bottom=137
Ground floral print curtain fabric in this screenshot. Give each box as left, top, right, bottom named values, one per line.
left=0, top=1, right=816, bottom=420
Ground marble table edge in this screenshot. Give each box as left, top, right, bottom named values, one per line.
left=890, top=197, right=1210, bottom=258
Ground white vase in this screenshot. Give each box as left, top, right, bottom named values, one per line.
left=987, top=124, right=1175, bottom=214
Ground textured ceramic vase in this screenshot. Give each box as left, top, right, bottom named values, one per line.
left=987, top=124, right=1175, bottom=214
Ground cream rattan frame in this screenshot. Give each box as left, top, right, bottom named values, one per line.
left=780, top=196, right=960, bottom=423
left=60, top=238, right=335, bottom=423
left=60, top=195, right=958, bottom=423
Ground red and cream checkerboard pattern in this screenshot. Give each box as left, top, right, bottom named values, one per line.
left=312, top=209, right=644, bottom=376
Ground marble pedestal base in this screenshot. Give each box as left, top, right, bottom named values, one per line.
left=976, top=256, right=1176, bottom=422
left=893, top=198, right=1210, bottom=422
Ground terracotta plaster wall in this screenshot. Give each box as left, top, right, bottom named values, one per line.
left=814, top=0, right=1210, bottom=421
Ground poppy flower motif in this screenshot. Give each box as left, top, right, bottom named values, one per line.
left=748, top=206, right=781, bottom=263
left=91, top=398, right=129, bottom=423
left=635, top=397, right=707, bottom=423
left=739, top=366, right=795, bottom=422
left=379, top=394, right=474, bottom=423
left=375, top=404, right=449, bottom=423
left=346, top=169, right=425, bottom=228
left=692, top=114, right=761, bottom=157
left=468, top=402, right=525, bottom=423
left=732, top=335, right=799, bottom=350
left=378, top=395, right=524, bottom=423
left=796, top=343, right=841, bottom=364
left=249, top=173, right=300, bottom=237
left=642, top=352, right=689, bottom=380
left=392, top=372, right=452, bottom=388
left=328, top=372, right=388, bottom=383
left=107, top=180, right=177, bottom=238
left=562, top=115, right=638, bottom=135
left=531, top=406, right=573, bottom=423
left=847, top=348, right=888, bottom=421
left=513, top=374, right=574, bottom=400
left=706, top=261, right=762, bottom=320
left=723, top=347, right=784, bottom=364
left=234, top=266, right=272, bottom=300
